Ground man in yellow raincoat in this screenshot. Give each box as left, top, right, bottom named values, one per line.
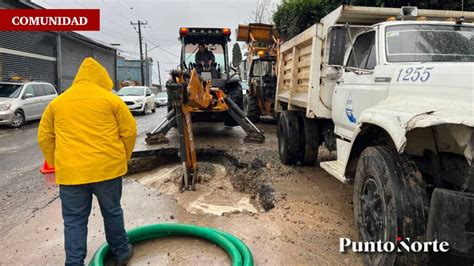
left=38, top=57, right=137, bottom=265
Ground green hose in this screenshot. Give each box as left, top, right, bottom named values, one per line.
left=89, top=223, right=254, bottom=266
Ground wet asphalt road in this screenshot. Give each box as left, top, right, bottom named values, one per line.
left=0, top=107, right=167, bottom=236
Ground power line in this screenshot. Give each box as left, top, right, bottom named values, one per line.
left=143, top=38, right=180, bottom=59
left=102, top=0, right=135, bottom=22
left=71, top=0, right=137, bottom=40
left=118, top=0, right=140, bottom=21
left=44, top=1, right=137, bottom=41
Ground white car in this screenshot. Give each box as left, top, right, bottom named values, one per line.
left=118, top=86, right=156, bottom=115
left=0, top=81, right=58, bottom=128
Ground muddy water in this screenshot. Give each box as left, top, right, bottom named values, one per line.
left=133, top=162, right=258, bottom=216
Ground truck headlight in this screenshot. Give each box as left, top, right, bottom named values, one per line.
left=0, top=103, right=11, bottom=111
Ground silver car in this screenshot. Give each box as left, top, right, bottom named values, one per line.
left=0, top=81, right=58, bottom=128
left=155, top=91, right=168, bottom=107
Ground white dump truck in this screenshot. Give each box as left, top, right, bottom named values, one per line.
left=275, top=5, right=474, bottom=264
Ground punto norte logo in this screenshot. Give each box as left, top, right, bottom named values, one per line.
left=339, top=237, right=450, bottom=253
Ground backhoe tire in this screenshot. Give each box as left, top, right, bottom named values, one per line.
left=298, top=117, right=320, bottom=166
left=244, top=94, right=260, bottom=123
left=354, top=146, right=428, bottom=266
left=224, top=82, right=243, bottom=127
left=277, top=111, right=300, bottom=165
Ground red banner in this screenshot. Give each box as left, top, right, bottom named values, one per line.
left=0, top=9, right=100, bottom=31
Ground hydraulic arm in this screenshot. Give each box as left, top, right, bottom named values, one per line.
left=146, top=69, right=264, bottom=191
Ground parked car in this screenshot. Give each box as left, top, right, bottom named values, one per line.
left=155, top=91, right=168, bottom=107
left=0, top=81, right=58, bottom=128
left=118, top=86, right=156, bottom=115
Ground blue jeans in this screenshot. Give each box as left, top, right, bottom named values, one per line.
left=59, top=177, right=130, bottom=266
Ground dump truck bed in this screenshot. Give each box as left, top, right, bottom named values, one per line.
left=275, top=5, right=474, bottom=119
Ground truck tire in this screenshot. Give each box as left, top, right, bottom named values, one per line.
left=277, top=111, right=300, bottom=165
left=354, top=146, right=428, bottom=266
left=298, top=117, right=320, bottom=165
left=224, top=82, right=243, bottom=127
left=244, top=94, right=260, bottom=123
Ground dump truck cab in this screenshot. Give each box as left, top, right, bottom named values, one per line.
left=275, top=5, right=474, bottom=263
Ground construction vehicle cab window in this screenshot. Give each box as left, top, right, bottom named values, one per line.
left=3, top=2, right=474, bottom=266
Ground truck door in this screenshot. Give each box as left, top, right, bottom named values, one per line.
left=332, top=30, right=388, bottom=140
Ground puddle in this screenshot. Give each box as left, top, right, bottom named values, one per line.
left=133, top=162, right=258, bottom=216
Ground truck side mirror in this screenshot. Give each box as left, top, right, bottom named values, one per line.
left=327, top=27, right=347, bottom=66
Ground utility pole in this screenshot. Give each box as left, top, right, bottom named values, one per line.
left=144, top=42, right=148, bottom=86
left=157, top=61, right=162, bottom=89
left=130, top=20, right=147, bottom=86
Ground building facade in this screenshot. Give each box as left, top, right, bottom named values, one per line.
left=117, top=57, right=153, bottom=88
left=0, top=0, right=117, bottom=92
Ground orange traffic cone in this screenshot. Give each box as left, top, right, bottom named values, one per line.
left=40, top=161, right=55, bottom=174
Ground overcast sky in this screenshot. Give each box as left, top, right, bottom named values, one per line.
left=32, top=0, right=280, bottom=85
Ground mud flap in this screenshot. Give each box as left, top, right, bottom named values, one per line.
left=426, top=188, right=474, bottom=258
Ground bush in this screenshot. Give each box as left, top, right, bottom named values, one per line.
left=273, top=0, right=472, bottom=40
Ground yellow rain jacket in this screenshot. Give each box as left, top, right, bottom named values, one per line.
left=38, top=57, right=137, bottom=185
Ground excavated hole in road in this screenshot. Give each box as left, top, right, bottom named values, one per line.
left=127, top=148, right=276, bottom=216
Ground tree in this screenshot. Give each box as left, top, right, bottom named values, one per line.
left=273, top=0, right=339, bottom=40
left=273, top=0, right=473, bottom=40
left=250, top=0, right=275, bottom=23
left=232, top=43, right=243, bottom=68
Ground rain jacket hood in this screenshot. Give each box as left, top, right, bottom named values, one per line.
left=38, top=57, right=137, bottom=185
left=72, top=57, right=113, bottom=91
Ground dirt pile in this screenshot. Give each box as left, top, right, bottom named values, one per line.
left=127, top=148, right=278, bottom=214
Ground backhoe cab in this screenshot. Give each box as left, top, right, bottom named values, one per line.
left=237, top=23, right=280, bottom=122
left=144, top=27, right=264, bottom=191
left=178, top=27, right=241, bottom=98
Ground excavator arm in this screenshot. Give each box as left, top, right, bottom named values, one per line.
left=145, top=69, right=264, bottom=191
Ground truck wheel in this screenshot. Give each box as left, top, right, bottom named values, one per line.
left=277, top=111, right=300, bottom=165
left=244, top=94, right=260, bottom=123
left=354, top=146, right=428, bottom=265
left=298, top=117, right=320, bottom=165
left=224, top=82, right=243, bottom=127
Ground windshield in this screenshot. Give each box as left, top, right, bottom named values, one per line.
left=184, top=44, right=226, bottom=71
left=251, top=60, right=275, bottom=76
left=118, top=87, right=144, bottom=96
left=386, top=24, right=474, bottom=62
left=0, top=83, right=22, bottom=98
left=156, top=92, right=167, bottom=98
